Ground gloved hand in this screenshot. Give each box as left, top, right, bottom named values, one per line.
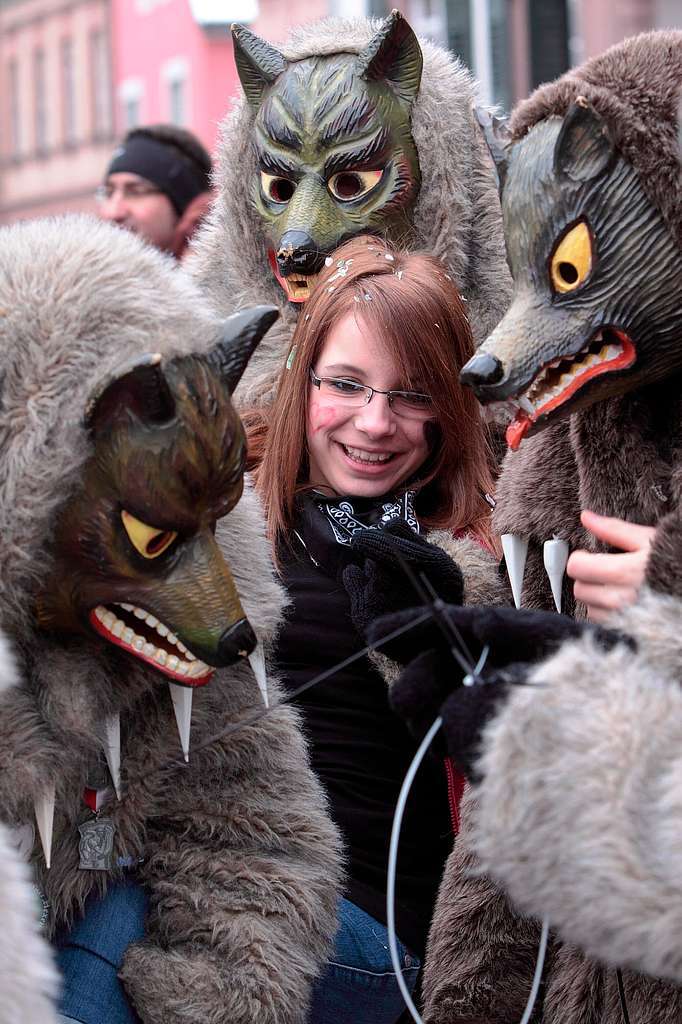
left=341, top=522, right=464, bottom=638
left=367, top=604, right=629, bottom=778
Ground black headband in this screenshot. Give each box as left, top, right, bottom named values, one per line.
left=105, top=135, right=210, bottom=215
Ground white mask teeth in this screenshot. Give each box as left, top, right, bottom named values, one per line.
left=95, top=605, right=206, bottom=680
left=543, top=537, right=570, bottom=613
left=103, top=712, right=122, bottom=800
left=34, top=783, right=56, bottom=869
left=501, top=534, right=529, bottom=609
left=168, top=682, right=193, bottom=763
left=248, top=645, right=269, bottom=708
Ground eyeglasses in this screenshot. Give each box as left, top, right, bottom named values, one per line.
left=310, top=368, right=434, bottom=420
left=94, top=182, right=164, bottom=203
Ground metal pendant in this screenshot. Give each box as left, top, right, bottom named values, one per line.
left=78, top=817, right=115, bottom=871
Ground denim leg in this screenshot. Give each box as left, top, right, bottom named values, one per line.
left=308, top=898, right=421, bottom=1024
left=54, top=878, right=149, bottom=1024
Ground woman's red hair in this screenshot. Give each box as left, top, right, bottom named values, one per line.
left=244, top=235, right=498, bottom=554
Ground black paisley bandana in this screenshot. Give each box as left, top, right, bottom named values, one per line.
left=314, top=491, right=419, bottom=544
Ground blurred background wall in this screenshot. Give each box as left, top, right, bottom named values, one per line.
left=0, top=0, right=680, bottom=224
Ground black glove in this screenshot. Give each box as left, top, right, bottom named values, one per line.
left=368, top=604, right=630, bottom=778
left=341, top=522, right=464, bottom=637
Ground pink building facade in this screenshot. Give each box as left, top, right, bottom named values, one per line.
left=110, top=0, right=328, bottom=151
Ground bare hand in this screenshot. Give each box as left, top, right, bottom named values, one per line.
left=567, top=510, right=655, bottom=623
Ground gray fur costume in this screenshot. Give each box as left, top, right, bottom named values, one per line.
left=188, top=15, right=511, bottom=405
left=0, top=216, right=342, bottom=1023
left=0, top=632, right=60, bottom=1024
left=421, top=32, right=682, bottom=1024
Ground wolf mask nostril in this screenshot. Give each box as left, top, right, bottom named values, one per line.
left=216, top=617, right=257, bottom=665
left=276, top=231, right=324, bottom=275
left=459, top=351, right=505, bottom=390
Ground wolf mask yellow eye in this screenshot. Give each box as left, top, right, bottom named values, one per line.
left=121, top=510, right=177, bottom=559
left=550, top=220, right=593, bottom=293
left=327, top=169, right=383, bottom=202
left=260, top=172, right=296, bottom=205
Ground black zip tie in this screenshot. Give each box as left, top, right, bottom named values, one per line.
left=616, top=968, right=631, bottom=1024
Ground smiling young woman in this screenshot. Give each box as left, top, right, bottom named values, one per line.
left=242, top=236, right=504, bottom=1024
left=248, top=235, right=497, bottom=553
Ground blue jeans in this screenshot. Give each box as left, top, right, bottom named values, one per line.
left=309, top=898, right=421, bottom=1024
left=55, top=883, right=419, bottom=1024
left=55, top=879, right=147, bottom=1024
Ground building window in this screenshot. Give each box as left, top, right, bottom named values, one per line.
left=529, top=0, right=569, bottom=89
left=8, top=58, right=21, bottom=157
left=61, top=38, right=76, bottom=146
left=161, top=57, right=189, bottom=126
left=90, top=28, right=112, bottom=138
left=119, top=78, right=144, bottom=131
left=34, top=48, right=47, bottom=155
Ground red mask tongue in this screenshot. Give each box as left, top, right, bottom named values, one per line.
left=506, top=411, right=533, bottom=451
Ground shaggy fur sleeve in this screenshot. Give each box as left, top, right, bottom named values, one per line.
left=119, top=701, right=343, bottom=1024
left=470, top=589, right=682, bottom=983
left=426, top=532, right=511, bottom=607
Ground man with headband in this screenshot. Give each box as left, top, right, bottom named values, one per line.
left=97, top=124, right=213, bottom=260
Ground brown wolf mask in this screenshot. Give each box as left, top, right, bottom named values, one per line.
left=37, top=307, right=278, bottom=689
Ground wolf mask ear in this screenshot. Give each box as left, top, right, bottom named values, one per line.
left=231, top=23, right=287, bottom=112
left=85, top=354, right=176, bottom=437
left=356, top=9, right=423, bottom=108
left=554, top=99, right=616, bottom=183
left=475, top=107, right=511, bottom=193
left=209, top=305, right=279, bottom=394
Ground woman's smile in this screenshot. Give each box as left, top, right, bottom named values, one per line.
left=307, top=312, right=433, bottom=498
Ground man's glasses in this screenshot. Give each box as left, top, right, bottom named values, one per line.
left=94, top=182, right=164, bottom=203
left=310, top=368, right=434, bottom=420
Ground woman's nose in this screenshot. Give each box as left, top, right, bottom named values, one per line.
left=353, top=393, right=397, bottom=437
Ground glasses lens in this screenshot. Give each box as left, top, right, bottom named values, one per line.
left=318, top=378, right=369, bottom=406
left=390, top=391, right=434, bottom=418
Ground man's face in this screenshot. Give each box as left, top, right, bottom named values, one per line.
left=97, top=172, right=179, bottom=252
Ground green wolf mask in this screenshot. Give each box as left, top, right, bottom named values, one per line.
left=460, top=32, right=682, bottom=449
left=232, top=10, right=422, bottom=304
left=190, top=14, right=510, bottom=405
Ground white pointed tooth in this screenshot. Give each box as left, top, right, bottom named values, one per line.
left=167, top=633, right=178, bottom=645
left=133, top=636, right=144, bottom=651
left=112, top=620, right=124, bottom=638
left=143, top=642, right=156, bottom=658
left=248, top=645, right=269, bottom=708
left=543, top=537, right=570, bottom=613
left=122, top=627, right=134, bottom=643
left=103, top=712, right=122, bottom=800
left=167, top=655, right=179, bottom=672
left=103, top=612, right=116, bottom=627
left=605, top=344, right=620, bottom=359
left=177, top=641, right=187, bottom=654
left=133, top=607, right=146, bottom=619
left=157, top=623, right=168, bottom=637
left=185, top=650, right=196, bottom=662
left=501, top=534, right=529, bottom=609
left=168, top=682, right=192, bottom=763
left=120, top=603, right=134, bottom=612
left=34, top=783, right=56, bottom=869
left=145, top=613, right=158, bottom=628
left=517, top=396, right=535, bottom=415
left=189, top=660, right=209, bottom=678
left=178, top=663, right=189, bottom=676
left=155, top=650, right=168, bottom=666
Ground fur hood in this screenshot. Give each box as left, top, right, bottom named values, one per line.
left=510, top=30, right=682, bottom=248
left=0, top=215, right=224, bottom=633
left=189, top=15, right=511, bottom=405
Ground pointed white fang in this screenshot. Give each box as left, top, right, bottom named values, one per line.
left=168, top=683, right=192, bottom=763
left=103, top=712, right=122, bottom=800
left=501, top=534, right=529, bottom=609
left=34, top=783, right=56, bottom=869
left=248, top=645, right=269, bottom=708
left=543, top=537, right=570, bottom=613
left=517, top=396, right=535, bottom=415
